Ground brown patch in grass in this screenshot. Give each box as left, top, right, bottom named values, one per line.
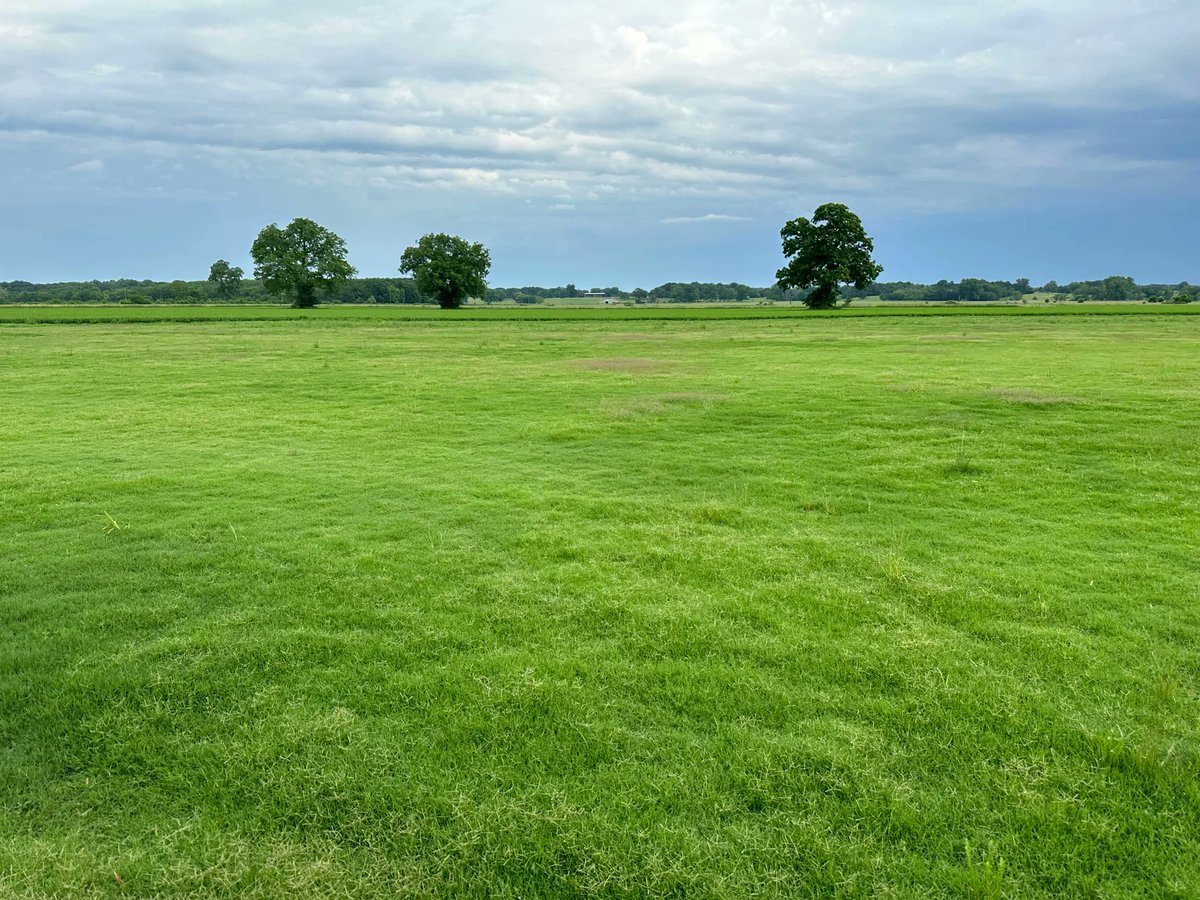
left=610, top=400, right=666, bottom=419
left=990, top=388, right=1082, bottom=406
left=919, top=334, right=986, bottom=342
left=609, top=391, right=722, bottom=419
left=661, top=391, right=719, bottom=403
left=572, top=357, right=672, bottom=372
left=603, top=333, right=661, bottom=342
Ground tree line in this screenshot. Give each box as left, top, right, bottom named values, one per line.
left=0, top=277, right=427, bottom=305
left=848, top=276, right=1198, bottom=304
left=5, top=274, right=1195, bottom=306
left=2, top=210, right=1194, bottom=307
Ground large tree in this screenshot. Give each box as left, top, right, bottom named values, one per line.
left=207, top=259, right=244, bottom=301
left=776, top=203, right=883, bottom=309
left=250, top=218, right=356, bottom=308
left=399, top=233, right=491, bottom=309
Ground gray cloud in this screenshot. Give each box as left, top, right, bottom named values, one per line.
left=4, top=2, right=1197, bottom=204
left=1, top=0, right=1198, bottom=282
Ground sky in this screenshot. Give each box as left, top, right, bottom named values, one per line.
left=1, top=0, right=1198, bottom=288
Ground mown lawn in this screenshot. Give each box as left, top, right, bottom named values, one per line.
left=1, top=312, right=1197, bottom=897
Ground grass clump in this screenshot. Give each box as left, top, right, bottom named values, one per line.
left=963, top=841, right=1007, bottom=899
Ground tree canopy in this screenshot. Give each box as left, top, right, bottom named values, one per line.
left=776, top=203, right=883, bottom=309
left=250, top=218, right=356, bottom=308
left=207, top=259, right=244, bottom=301
left=399, top=234, right=491, bottom=309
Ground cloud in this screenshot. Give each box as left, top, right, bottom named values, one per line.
left=0, top=0, right=1198, bottom=282
left=66, top=158, right=104, bottom=172
left=663, top=213, right=752, bottom=224
left=2, top=0, right=1196, bottom=214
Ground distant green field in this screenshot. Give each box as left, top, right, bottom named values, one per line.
left=2, top=313, right=1198, bottom=897
left=0, top=301, right=1197, bottom=325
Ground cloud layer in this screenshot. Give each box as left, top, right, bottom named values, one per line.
left=2, top=0, right=1198, bottom=283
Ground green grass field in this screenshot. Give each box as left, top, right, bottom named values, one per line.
left=0, top=302, right=1196, bottom=325
left=2, top=309, right=1198, bottom=897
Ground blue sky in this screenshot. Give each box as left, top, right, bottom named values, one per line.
left=2, top=0, right=1197, bottom=287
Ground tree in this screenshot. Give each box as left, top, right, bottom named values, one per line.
left=207, top=259, right=244, bottom=301
left=250, top=218, right=356, bottom=308
left=776, top=203, right=883, bottom=309
left=959, top=278, right=1004, bottom=301
left=1100, top=275, right=1139, bottom=301
left=399, top=233, right=491, bottom=309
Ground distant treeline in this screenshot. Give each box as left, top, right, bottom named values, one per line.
left=2, top=274, right=1196, bottom=305
left=485, top=283, right=756, bottom=303
left=0, top=277, right=426, bottom=305
left=854, top=276, right=1198, bottom=304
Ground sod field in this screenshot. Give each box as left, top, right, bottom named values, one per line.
left=1, top=308, right=1198, bottom=897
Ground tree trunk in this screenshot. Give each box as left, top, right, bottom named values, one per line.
left=803, top=283, right=839, bottom=309
left=293, top=283, right=318, bottom=308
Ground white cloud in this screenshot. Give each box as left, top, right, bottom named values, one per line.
left=66, top=158, right=104, bottom=172
left=663, top=213, right=752, bottom=224
left=1, top=0, right=1198, bottom=221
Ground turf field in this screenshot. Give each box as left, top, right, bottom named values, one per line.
left=1, top=309, right=1198, bottom=897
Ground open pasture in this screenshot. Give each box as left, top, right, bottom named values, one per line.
left=1, top=311, right=1198, bottom=897
left=0, top=302, right=1197, bottom=325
